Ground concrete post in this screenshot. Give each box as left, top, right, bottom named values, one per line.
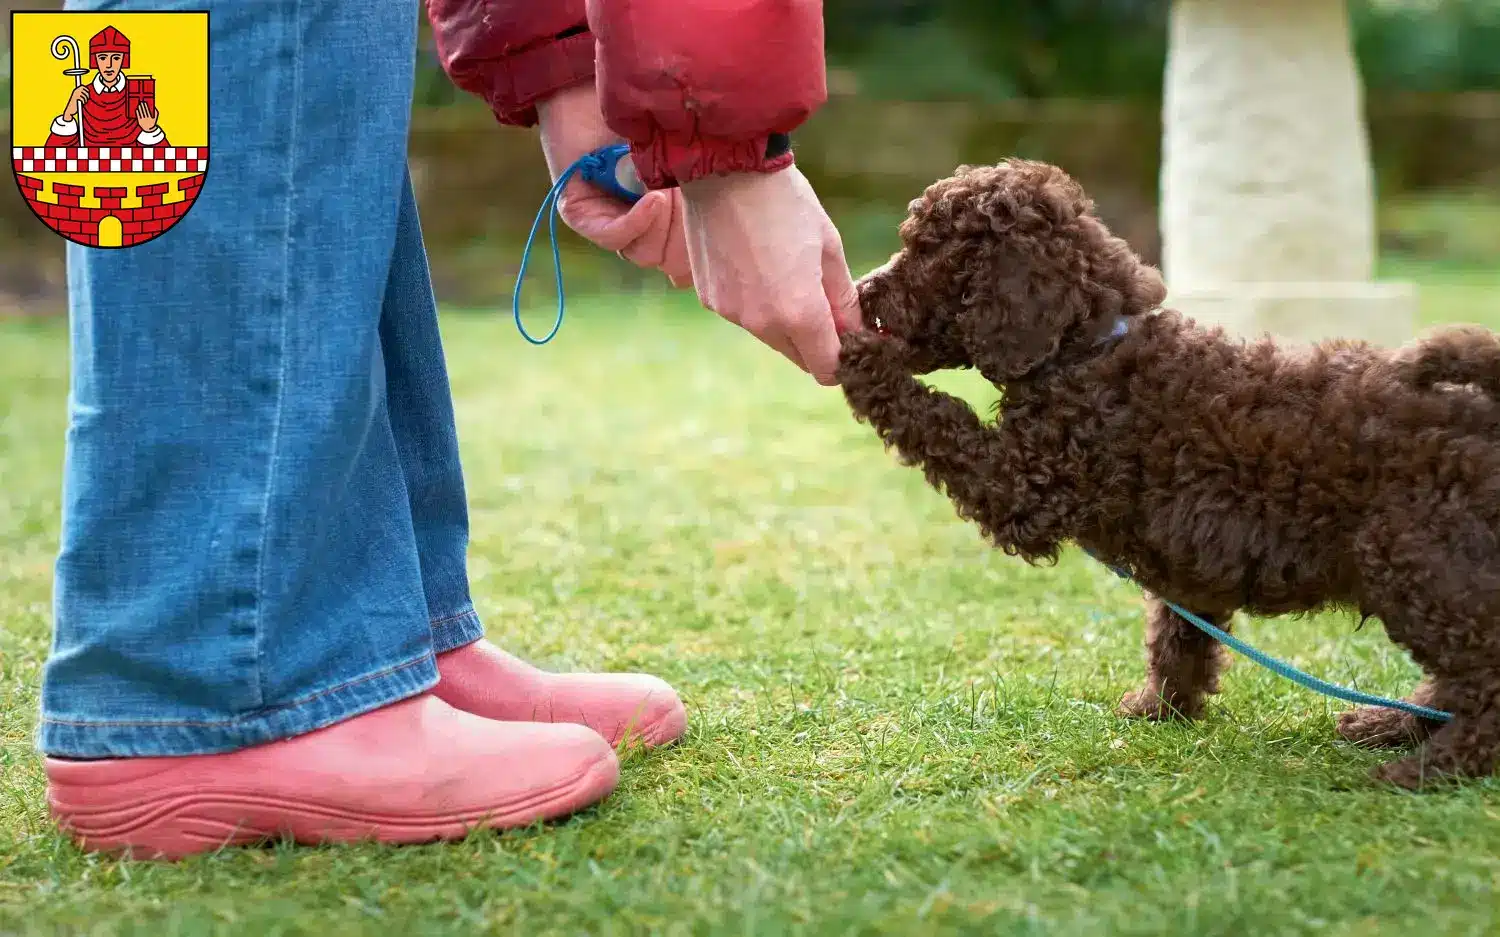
left=1159, top=0, right=1417, bottom=347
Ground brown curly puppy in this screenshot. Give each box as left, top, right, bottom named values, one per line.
left=837, top=158, right=1500, bottom=789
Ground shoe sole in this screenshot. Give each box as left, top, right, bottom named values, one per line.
left=48, top=751, right=619, bottom=861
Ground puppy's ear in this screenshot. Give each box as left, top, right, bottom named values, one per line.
left=1128, top=263, right=1168, bottom=313
left=953, top=162, right=1160, bottom=382
left=957, top=250, right=1100, bottom=383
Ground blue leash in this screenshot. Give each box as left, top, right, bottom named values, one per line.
left=1091, top=556, right=1452, bottom=722
left=513, top=144, right=644, bottom=345
left=516, top=159, right=1448, bottom=723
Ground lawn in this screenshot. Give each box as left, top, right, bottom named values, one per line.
left=3, top=263, right=1500, bottom=936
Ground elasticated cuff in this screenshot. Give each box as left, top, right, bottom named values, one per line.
left=630, top=132, right=796, bottom=189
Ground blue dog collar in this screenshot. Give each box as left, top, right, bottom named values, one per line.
left=1096, top=317, right=1130, bottom=346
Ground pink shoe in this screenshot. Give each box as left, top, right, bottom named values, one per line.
left=434, top=639, right=687, bottom=748
left=45, top=694, right=618, bottom=861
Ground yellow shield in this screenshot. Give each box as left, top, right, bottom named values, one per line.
left=9, top=10, right=209, bottom=249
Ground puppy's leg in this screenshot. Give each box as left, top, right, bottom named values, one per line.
left=838, top=332, right=1012, bottom=533
left=1335, top=678, right=1442, bottom=748
left=1118, top=595, right=1234, bottom=721
left=1356, top=507, right=1500, bottom=788
left=1365, top=608, right=1500, bottom=787
left=1371, top=674, right=1500, bottom=789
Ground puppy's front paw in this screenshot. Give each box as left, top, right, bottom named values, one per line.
left=838, top=328, right=904, bottom=364
left=1118, top=686, right=1202, bottom=721
left=836, top=332, right=918, bottom=400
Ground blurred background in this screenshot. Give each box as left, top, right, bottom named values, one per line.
left=1, top=0, right=1497, bottom=315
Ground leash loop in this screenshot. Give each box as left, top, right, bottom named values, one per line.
left=514, top=153, right=594, bottom=345
left=513, top=144, right=642, bottom=346
left=1092, top=557, right=1453, bottom=723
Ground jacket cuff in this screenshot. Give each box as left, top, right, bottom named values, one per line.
left=630, top=133, right=795, bottom=189
left=485, top=30, right=597, bottom=128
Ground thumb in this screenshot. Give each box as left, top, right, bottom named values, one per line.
left=822, top=235, right=862, bottom=336
left=558, top=188, right=669, bottom=254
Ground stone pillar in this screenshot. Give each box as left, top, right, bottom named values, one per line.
left=1159, top=0, right=1417, bottom=348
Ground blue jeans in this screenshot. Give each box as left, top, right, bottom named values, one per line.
left=40, top=0, right=485, bottom=758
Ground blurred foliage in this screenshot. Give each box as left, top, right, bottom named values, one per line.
left=7, top=0, right=1500, bottom=107
left=411, top=0, right=1500, bottom=106
left=1355, top=0, right=1500, bottom=92
left=821, top=0, right=1171, bottom=99
left=821, top=0, right=1500, bottom=100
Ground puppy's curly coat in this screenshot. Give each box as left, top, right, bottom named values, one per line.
left=837, top=158, right=1500, bottom=789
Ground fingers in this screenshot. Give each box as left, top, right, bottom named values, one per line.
left=613, top=191, right=692, bottom=288
left=757, top=232, right=860, bottom=386
left=822, top=232, right=863, bottom=336
left=692, top=244, right=851, bottom=385
left=615, top=201, right=673, bottom=269
left=559, top=187, right=666, bottom=253
left=749, top=322, right=810, bottom=375
left=655, top=190, right=694, bottom=287
left=562, top=187, right=694, bottom=290
left=779, top=301, right=842, bottom=385
left=696, top=285, right=809, bottom=376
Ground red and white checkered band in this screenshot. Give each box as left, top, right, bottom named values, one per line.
left=11, top=146, right=209, bottom=174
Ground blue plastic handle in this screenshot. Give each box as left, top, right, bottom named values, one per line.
left=577, top=143, right=645, bottom=205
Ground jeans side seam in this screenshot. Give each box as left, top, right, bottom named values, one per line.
left=251, top=2, right=304, bottom=710
left=39, top=648, right=434, bottom=729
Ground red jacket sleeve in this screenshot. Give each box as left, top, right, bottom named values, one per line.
left=425, top=0, right=827, bottom=189
left=424, top=0, right=596, bottom=128
left=589, top=0, right=826, bottom=188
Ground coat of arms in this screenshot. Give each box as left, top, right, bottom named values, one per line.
left=10, top=11, right=209, bottom=248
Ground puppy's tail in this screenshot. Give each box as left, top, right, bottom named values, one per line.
left=1394, top=324, right=1500, bottom=398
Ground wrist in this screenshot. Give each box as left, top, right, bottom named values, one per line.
left=628, top=131, right=796, bottom=190
left=681, top=154, right=797, bottom=202
left=535, top=80, right=598, bottom=131
left=536, top=81, right=627, bottom=184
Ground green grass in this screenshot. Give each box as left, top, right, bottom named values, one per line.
left=4, top=264, right=1500, bottom=936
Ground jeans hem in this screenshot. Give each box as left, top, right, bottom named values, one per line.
left=429, top=607, right=484, bottom=655
left=37, top=651, right=439, bottom=759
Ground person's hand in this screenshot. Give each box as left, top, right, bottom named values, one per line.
left=680, top=166, right=862, bottom=385
left=135, top=102, right=157, bottom=133
left=536, top=83, right=691, bottom=287
left=64, top=85, right=89, bottom=121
